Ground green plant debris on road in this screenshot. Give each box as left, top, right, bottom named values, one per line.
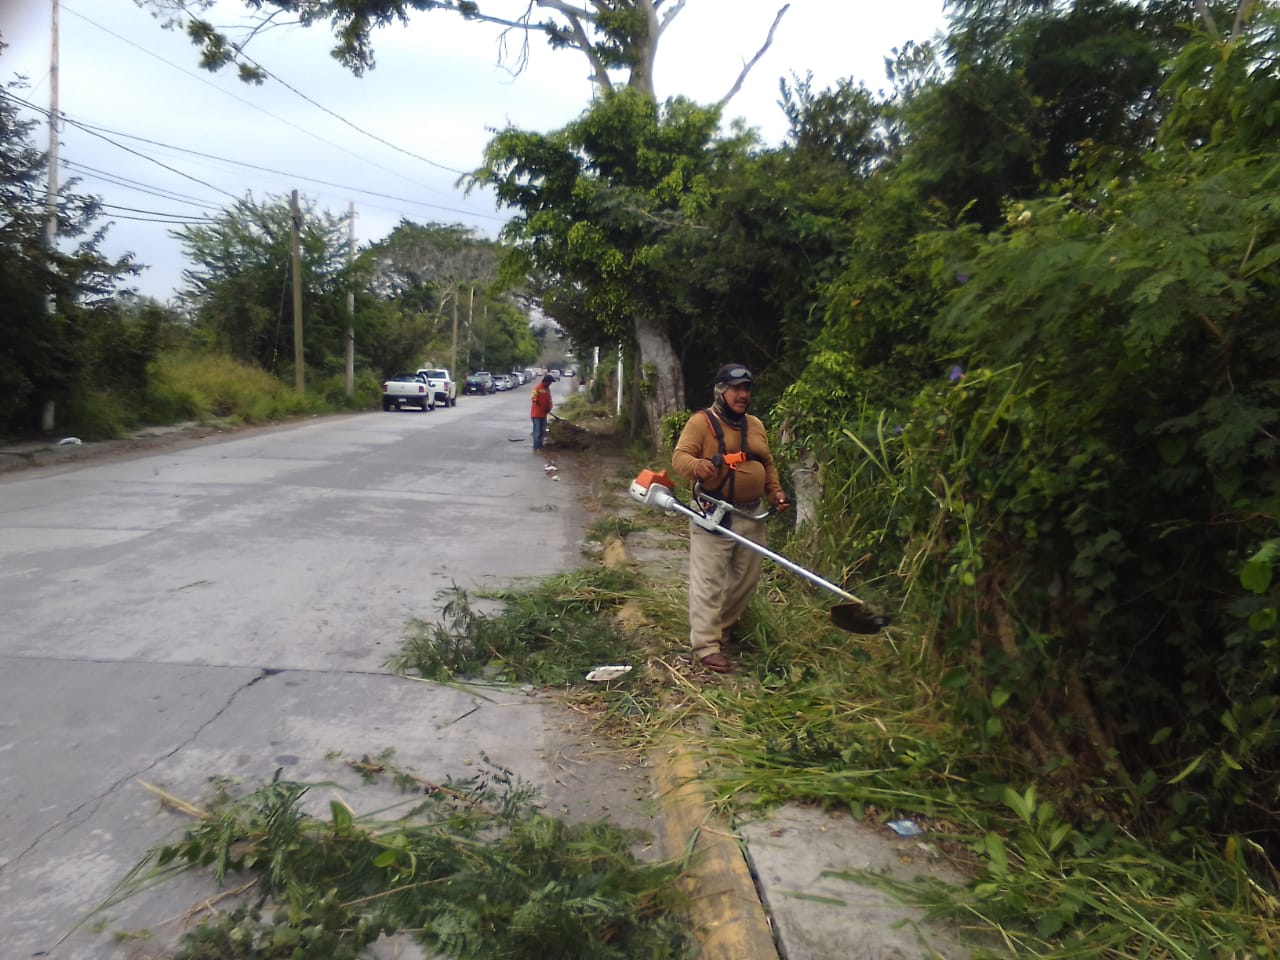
left=385, top=571, right=649, bottom=687
left=106, top=756, right=688, bottom=960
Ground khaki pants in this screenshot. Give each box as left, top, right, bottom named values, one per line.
left=687, top=515, right=766, bottom=660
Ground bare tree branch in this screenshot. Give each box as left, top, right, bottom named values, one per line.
left=1230, top=0, right=1258, bottom=41
left=716, top=3, right=789, bottom=110
left=1194, top=0, right=1220, bottom=37
left=656, top=0, right=688, bottom=36
left=546, top=1, right=615, bottom=92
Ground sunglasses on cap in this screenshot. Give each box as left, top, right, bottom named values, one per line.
left=717, top=364, right=753, bottom=384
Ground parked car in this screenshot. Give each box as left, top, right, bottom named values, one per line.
left=381, top=373, right=434, bottom=412
left=496, top=374, right=517, bottom=391
left=416, top=367, right=457, bottom=407
left=464, top=372, right=496, bottom=395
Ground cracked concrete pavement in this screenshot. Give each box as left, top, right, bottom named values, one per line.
left=0, top=386, right=656, bottom=959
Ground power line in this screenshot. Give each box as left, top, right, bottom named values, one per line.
left=63, top=1, right=472, bottom=188
left=93, top=200, right=218, bottom=221
left=162, top=0, right=473, bottom=177
left=0, top=89, right=243, bottom=203
left=63, top=112, right=505, bottom=222
left=7, top=87, right=503, bottom=225
left=60, top=159, right=220, bottom=206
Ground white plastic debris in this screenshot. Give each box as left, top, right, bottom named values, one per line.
left=57, top=437, right=82, bottom=445
left=887, top=819, right=923, bottom=837
left=584, top=665, right=633, bottom=682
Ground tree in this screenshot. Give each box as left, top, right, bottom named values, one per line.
left=476, top=90, right=752, bottom=440
left=366, top=220, right=503, bottom=372
left=175, top=193, right=353, bottom=374
left=138, top=0, right=790, bottom=434
left=0, top=69, right=138, bottom=434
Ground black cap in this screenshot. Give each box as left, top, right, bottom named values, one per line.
left=541, top=374, right=555, bottom=384
left=715, top=363, right=753, bottom=386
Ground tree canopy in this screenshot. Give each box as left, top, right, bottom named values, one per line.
left=0, top=68, right=142, bottom=434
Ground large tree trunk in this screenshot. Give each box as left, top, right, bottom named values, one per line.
left=633, top=314, right=684, bottom=449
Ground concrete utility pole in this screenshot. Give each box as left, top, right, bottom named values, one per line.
left=345, top=201, right=354, bottom=397
left=42, top=0, right=60, bottom=432
left=467, top=286, right=474, bottom=371
left=616, top=344, right=624, bottom=417
left=452, top=290, right=459, bottom=374
left=45, top=0, right=59, bottom=260
left=290, top=190, right=305, bottom=394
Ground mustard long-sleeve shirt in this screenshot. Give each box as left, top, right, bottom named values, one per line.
left=672, top=407, right=782, bottom=505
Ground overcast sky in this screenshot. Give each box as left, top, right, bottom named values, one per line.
left=0, top=0, right=947, bottom=302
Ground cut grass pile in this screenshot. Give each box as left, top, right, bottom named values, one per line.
left=103, top=754, right=688, bottom=960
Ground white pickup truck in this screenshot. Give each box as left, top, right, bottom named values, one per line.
left=416, top=368, right=457, bottom=408
left=381, top=372, right=435, bottom=411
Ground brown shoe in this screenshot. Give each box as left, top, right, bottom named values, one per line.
left=699, top=652, right=733, bottom=673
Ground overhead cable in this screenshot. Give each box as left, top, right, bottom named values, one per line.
left=63, top=0, right=471, bottom=184
left=63, top=113, right=504, bottom=222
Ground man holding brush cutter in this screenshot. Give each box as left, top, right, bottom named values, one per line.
left=672, top=363, right=788, bottom=674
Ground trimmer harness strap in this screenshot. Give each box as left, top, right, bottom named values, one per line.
left=699, top=408, right=761, bottom=503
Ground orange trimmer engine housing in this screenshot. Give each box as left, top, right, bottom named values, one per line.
left=633, top=468, right=673, bottom=491
left=629, top=468, right=680, bottom=512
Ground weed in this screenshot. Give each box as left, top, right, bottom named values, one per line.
left=587, top=515, right=638, bottom=542
left=386, top=572, right=646, bottom=687
left=107, top=758, right=689, bottom=960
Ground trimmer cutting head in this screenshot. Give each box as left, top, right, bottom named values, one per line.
left=831, top=602, right=891, bottom=634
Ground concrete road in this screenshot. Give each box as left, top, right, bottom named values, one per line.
left=0, top=384, right=654, bottom=959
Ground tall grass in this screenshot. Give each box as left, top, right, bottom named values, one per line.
left=142, top=353, right=331, bottom=425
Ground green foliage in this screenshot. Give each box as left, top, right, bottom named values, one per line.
left=116, top=763, right=687, bottom=960
left=767, top=4, right=1280, bottom=949
left=176, top=194, right=357, bottom=375
left=475, top=89, right=730, bottom=353
left=359, top=220, right=536, bottom=374
left=387, top=570, right=643, bottom=686
left=142, top=353, right=327, bottom=424
left=0, top=73, right=139, bottom=434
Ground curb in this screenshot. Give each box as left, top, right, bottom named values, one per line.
left=652, top=741, right=779, bottom=960
left=604, top=496, right=777, bottom=956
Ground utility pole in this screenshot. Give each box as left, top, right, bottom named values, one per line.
left=45, top=0, right=59, bottom=260
left=616, top=343, right=624, bottom=417
left=451, top=288, right=459, bottom=374
left=290, top=190, right=305, bottom=394
left=345, top=201, right=354, bottom=397
left=467, top=286, right=474, bottom=371
left=42, top=0, right=60, bottom=432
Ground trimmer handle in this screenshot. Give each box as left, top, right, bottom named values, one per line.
left=693, top=482, right=787, bottom=522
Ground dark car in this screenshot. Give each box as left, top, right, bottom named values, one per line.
left=464, top=372, right=496, bottom=395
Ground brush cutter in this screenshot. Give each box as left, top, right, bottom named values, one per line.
left=629, top=469, right=890, bottom=634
